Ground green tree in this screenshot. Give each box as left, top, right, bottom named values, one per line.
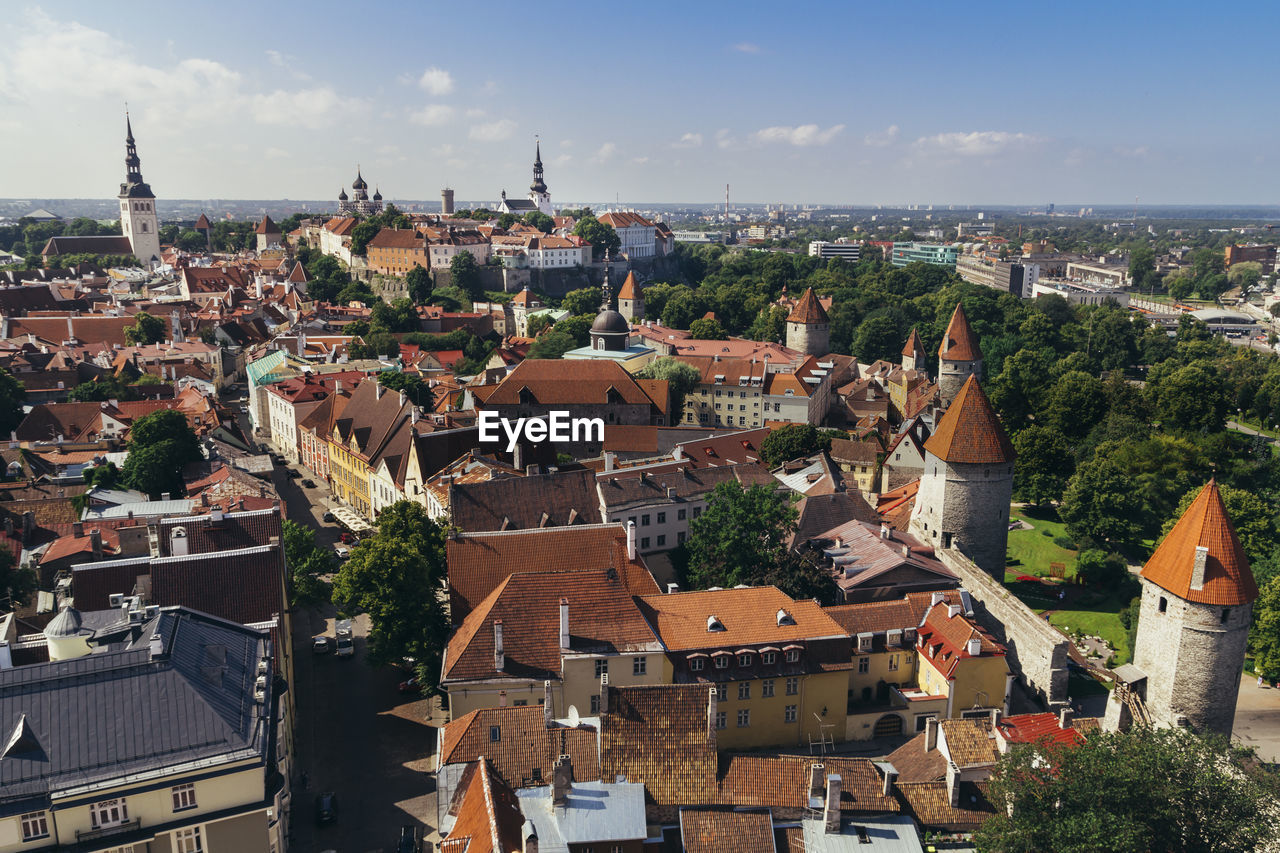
left=746, top=305, right=789, bottom=343
left=0, top=547, right=36, bottom=610
left=974, top=727, right=1280, bottom=853
left=988, top=348, right=1054, bottom=432
left=572, top=215, right=620, bottom=259
left=1128, top=245, right=1156, bottom=291
left=1153, top=363, right=1229, bottom=433
left=1162, top=483, right=1279, bottom=564
left=525, top=329, right=577, bottom=360
left=1011, top=426, right=1074, bottom=506
left=1043, top=371, right=1107, bottom=440
left=406, top=265, right=431, bottom=303
left=282, top=519, right=334, bottom=606
left=688, top=317, right=728, bottom=340
left=121, top=409, right=203, bottom=499
left=851, top=314, right=902, bottom=363
left=331, top=501, right=449, bottom=688
left=0, top=369, right=26, bottom=435
left=1074, top=548, right=1129, bottom=588
left=1059, top=455, right=1144, bottom=548
left=660, top=288, right=705, bottom=329
left=561, top=287, right=601, bottom=317
left=124, top=311, right=166, bottom=345
left=349, top=221, right=380, bottom=256
left=526, top=313, right=553, bottom=337
left=449, top=250, right=483, bottom=300
left=683, top=481, right=799, bottom=590
left=1253, top=573, right=1280, bottom=682
left=523, top=211, right=555, bottom=233
left=760, top=423, right=825, bottom=466
left=554, top=314, right=594, bottom=347
left=636, top=357, right=700, bottom=415
left=1227, top=261, right=1263, bottom=289
left=82, top=461, right=122, bottom=489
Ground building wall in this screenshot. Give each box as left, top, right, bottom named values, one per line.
left=368, top=244, right=427, bottom=276
left=328, top=440, right=371, bottom=517
left=918, top=651, right=1010, bottom=718
left=937, top=357, right=981, bottom=406
left=604, top=499, right=705, bottom=553
left=786, top=320, right=829, bottom=356
left=912, top=454, right=1012, bottom=578
left=708, top=669, right=849, bottom=751
left=1132, top=579, right=1252, bottom=736
left=685, top=383, right=764, bottom=428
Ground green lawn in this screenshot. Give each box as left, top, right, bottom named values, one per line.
left=1006, top=506, right=1078, bottom=579
left=1049, top=608, right=1132, bottom=665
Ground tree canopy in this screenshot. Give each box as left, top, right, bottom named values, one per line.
left=124, top=311, right=166, bottom=345
left=121, top=409, right=203, bottom=499
left=282, top=519, right=335, bottom=606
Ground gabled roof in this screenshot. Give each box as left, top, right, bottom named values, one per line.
left=439, top=705, right=600, bottom=789
left=636, top=586, right=847, bottom=651
left=600, top=684, right=718, bottom=807
left=787, top=287, right=829, bottom=324
left=617, top=271, right=641, bottom=300
left=1140, top=479, right=1259, bottom=605
left=995, top=712, right=1088, bottom=747
left=718, top=755, right=900, bottom=814
left=903, top=327, right=925, bottom=359
left=922, top=376, right=1014, bottom=464
left=193, top=213, right=212, bottom=229
left=484, top=359, right=663, bottom=408
left=450, top=468, right=600, bottom=533
left=917, top=601, right=1005, bottom=679
left=442, top=759, right=525, bottom=853
left=938, top=304, right=982, bottom=362
left=680, top=808, right=775, bottom=853
left=254, top=215, right=279, bottom=234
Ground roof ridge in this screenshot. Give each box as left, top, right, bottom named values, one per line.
left=938, top=304, right=982, bottom=362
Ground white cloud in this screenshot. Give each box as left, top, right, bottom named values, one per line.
left=732, top=42, right=761, bottom=53
left=418, top=66, right=454, bottom=96
left=409, top=104, right=456, bottom=126
left=480, top=80, right=499, bottom=96
left=630, top=156, right=649, bottom=165
left=465, top=108, right=486, bottom=119
left=592, top=142, right=617, bottom=163
left=249, top=87, right=365, bottom=130
left=911, top=131, right=1040, bottom=156
left=469, top=119, right=516, bottom=142
left=266, top=50, right=287, bottom=68
left=673, top=132, right=703, bottom=148
left=715, top=128, right=736, bottom=150
left=551, top=154, right=572, bottom=167
left=752, top=123, right=845, bottom=146
left=864, top=125, right=899, bottom=147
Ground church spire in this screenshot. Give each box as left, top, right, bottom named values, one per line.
left=124, top=112, right=143, bottom=183
left=530, top=136, right=548, bottom=194
left=600, top=249, right=612, bottom=310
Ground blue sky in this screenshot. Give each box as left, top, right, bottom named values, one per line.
left=1, top=0, right=1277, bottom=204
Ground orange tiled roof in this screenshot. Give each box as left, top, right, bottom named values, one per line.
left=903, top=327, right=925, bottom=358
left=439, top=705, right=600, bottom=789
left=895, top=780, right=994, bottom=831
left=922, top=376, right=1014, bottom=464
left=939, top=719, right=998, bottom=767
left=441, top=759, right=524, bottom=853
left=600, top=684, right=718, bottom=806
left=680, top=809, right=775, bottom=853
left=1140, top=479, right=1259, bottom=606
left=918, top=600, right=1005, bottom=679
left=636, top=586, right=847, bottom=651
left=786, top=287, right=829, bottom=324
left=718, top=755, right=900, bottom=814
left=939, top=303, right=982, bottom=362
left=617, top=271, right=641, bottom=300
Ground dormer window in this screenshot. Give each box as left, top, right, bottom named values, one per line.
left=784, top=646, right=802, bottom=663
left=713, top=653, right=730, bottom=669
left=776, top=609, right=795, bottom=626
left=706, top=615, right=725, bottom=632
left=738, top=652, right=752, bottom=667
left=857, top=632, right=873, bottom=652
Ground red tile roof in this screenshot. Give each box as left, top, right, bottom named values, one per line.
left=680, top=809, right=775, bottom=853
left=995, top=712, right=1087, bottom=747
left=922, top=376, right=1014, bottom=464
left=439, top=704, right=600, bottom=789
left=636, top=586, right=847, bottom=651
left=903, top=327, right=925, bottom=358
left=441, top=759, right=524, bottom=853
left=939, top=303, right=982, bottom=362
left=600, top=684, right=718, bottom=807
left=718, top=755, right=900, bottom=814
left=1140, top=479, right=1259, bottom=605
left=617, top=271, right=641, bottom=300
left=484, top=359, right=664, bottom=408
left=786, top=287, right=829, bottom=324
left=254, top=215, right=278, bottom=234
left=917, top=600, right=1005, bottom=679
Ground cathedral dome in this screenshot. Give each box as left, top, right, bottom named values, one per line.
left=338, top=188, right=349, bottom=201
left=373, top=188, right=382, bottom=201
left=352, top=171, right=368, bottom=191
left=591, top=309, right=630, bottom=334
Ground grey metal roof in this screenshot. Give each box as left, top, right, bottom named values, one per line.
left=0, top=607, right=271, bottom=815
left=82, top=499, right=197, bottom=520
left=516, top=781, right=647, bottom=852
left=800, top=814, right=924, bottom=852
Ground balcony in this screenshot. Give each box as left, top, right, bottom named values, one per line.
left=76, top=818, right=141, bottom=844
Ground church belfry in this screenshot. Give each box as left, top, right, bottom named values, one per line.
left=118, top=114, right=160, bottom=266
left=528, top=138, right=553, bottom=216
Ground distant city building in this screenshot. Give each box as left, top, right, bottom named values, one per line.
left=441, top=187, right=455, bottom=215
left=1066, top=259, right=1129, bottom=288
left=956, top=256, right=1039, bottom=297
left=1031, top=279, right=1129, bottom=307
left=890, top=242, right=959, bottom=269
left=808, top=241, right=862, bottom=261
left=337, top=168, right=383, bottom=216
left=1224, top=243, right=1276, bottom=270
left=672, top=230, right=726, bottom=244
left=598, top=211, right=658, bottom=259
left=254, top=214, right=281, bottom=252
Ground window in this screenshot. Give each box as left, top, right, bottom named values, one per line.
left=90, top=798, right=129, bottom=830
left=737, top=709, right=751, bottom=727
left=513, top=699, right=528, bottom=707
left=641, top=537, right=650, bottom=549
left=174, top=827, right=203, bottom=853
left=761, top=679, right=775, bottom=697
left=1221, top=608, right=1231, bottom=624
left=172, top=783, right=197, bottom=812
left=677, top=508, right=687, bottom=521
left=858, top=656, right=870, bottom=674
left=785, top=705, right=798, bottom=723
left=715, top=711, right=727, bottom=729
left=657, top=535, right=666, bottom=547
left=888, top=654, right=900, bottom=672
left=714, top=655, right=730, bottom=669
left=738, top=682, right=751, bottom=700
left=20, top=812, right=49, bottom=841
left=715, top=684, right=727, bottom=701
left=657, top=512, right=666, bottom=524
left=633, top=657, right=647, bottom=675
left=590, top=694, right=601, bottom=714
left=641, top=514, right=650, bottom=526
left=785, top=649, right=800, bottom=663
left=761, top=652, right=776, bottom=665
left=677, top=531, right=686, bottom=545
left=690, top=657, right=705, bottom=671
left=595, top=659, right=609, bottom=677
left=490, top=726, right=501, bottom=742
left=1159, top=597, right=1168, bottom=614
left=786, top=677, right=799, bottom=696
left=738, top=653, right=752, bottom=667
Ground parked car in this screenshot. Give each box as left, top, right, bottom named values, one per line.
left=396, top=825, right=420, bottom=853
left=314, top=792, right=338, bottom=825
left=335, top=619, right=354, bottom=657
left=334, top=545, right=350, bottom=559
left=398, top=675, right=421, bottom=694
left=301, top=478, right=316, bottom=489
left=340, top=531, right=354, bottom=543
left=286, top=469, right=301, bottom=479
left=322, top=511, right=335, bottom=523
left=312, top=635, right=332, bottom=654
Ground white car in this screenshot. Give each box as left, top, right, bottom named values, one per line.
left=334, top=545, right=350, bottom=559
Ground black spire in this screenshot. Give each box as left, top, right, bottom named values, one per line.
left=119, top=113, right=154, bottom=199
left=530, top=138, right=547, bottom=194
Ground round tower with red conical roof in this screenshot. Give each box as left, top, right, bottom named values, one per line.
left=1122, top=479, right=1259, bottom=736
left=937, top=304, right=983, bottom=406
left=909, top=375, right=1015, bottom=577
left=785, top=288, right=829, bottom=355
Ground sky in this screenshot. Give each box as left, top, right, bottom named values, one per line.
left=1, top=0, right=1278, bottom=205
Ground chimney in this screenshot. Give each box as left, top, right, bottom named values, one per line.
left=0, top=641, right=12, bottom=670
left=626, top=520, right=636, bottom=560
left=808, top=763, right=826, bottom=802
left=90, top=529, right=103, bottom=560
left=924, top=717, right=938, bottom=752
left=21, top=511, right=34, bottom=543
left=552, top=755, right=572, bottom=808
left=1059, top=707, right=1073, bottom=729
left=603, top=451, right=615, bottom=472
left=72, top=521, right=84, bottom=538
left=522, top=821, right=539, bottom=853
left=882, top=767, right=899, bottom=797
left=148, top=632, right=164, bottom=659
left=967, top=637, right=982, bottom=657
left=559, top=598, right=570, bottom=649
left=543, top=680, right=554, bottom=728
left=931, top=591, right=946, bottom=606
left=493, top=620, right=505, bottom=671
left=667, top=582, right=680, bottom=594
left=1190, top=545, right=1209, bottom=590
left=990, top=708, right=1001, bottom=728
left=707, top=687, right=717, bottom=742
left=880, top=523, right=891, bottom=540
left=499, top=691, right=507, bottom=707
left=3, top=517, right=12, bottom=537
left=948, top=604, right=962, bottom=619
left=824, top=774, right=842, bottom=834
left=946, top=761, right=960, bottom=807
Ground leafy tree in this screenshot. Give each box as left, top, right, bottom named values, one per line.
left=282, top=519, right=334, bottom=606
left=746, top=305, right=789, bottom=343
left=760, top=423, right=825, bottom=466
left=561, top=287, right=601, bottom=316
left=124, top=311, right=166, bottom=345
left=1253, top=573, right=1280, bottom=682
left=349, top=221, right=380, bottom=256
left=121, top=409, right=203, bottom=499
left=757, top=552, right=840, bottom=606
left=1059, top=455, right=1144, bottom=548
left=526, top=329, right=577, bottom=360
left=523, top=211, right=555, bottom=234
left=1074, top=548, right=1129, bottom=588
left=1043, top=371, right=1107, bottom=440
left=0, top=547, right=36, bottom=610
left=0, top=369, right=25, bottom=435
left=974, top=727, right=1280, bottom=853
left=526, top=313, right=552, bottom=337
left=572, top=215, right=620, bottom=259
left=378, top=372, right=432, bottom=406
left=1227, top=261, right=1263, bottom=289
left=1152, top=363, right=1229, bottom=433
left=989, top=348, right=1054, bottom=432
left=449, top=250, right=483, bottom=300
left=1128, top=245, right=1157, bottom=291
left=851, top=314, right=902, bottom=363
left=637, top=357, right=700, bottom=416
left=82, top=461, right=122, bottom=489
left=660, top=288, right=705, bottom=329
left=688, top=317, right=728, bottom=340
left=406, top=265, right=431, bottom=303
left=331, top=501, right=449, bottom=688
left=1011, top=426, right=1074, bottom=506
left=683, top=481, right=799, bottom=590
left=553, top=314, right=594, bottom=347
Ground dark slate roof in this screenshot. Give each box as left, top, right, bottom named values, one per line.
left=501, top=199, right=538, bottom=211
left=39, top=236, right=134, bottom=257
left=450, top=468, right=601, bottom=532
left=0, top=607, right=270, bottom=813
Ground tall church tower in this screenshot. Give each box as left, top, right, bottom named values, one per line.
left=937, top=304, right=982, bottom=406
left=909, top=375, right=1015, bottom=578
left=118, top=115, right=160, bottom=266
left=529, top=140, right=552, bottom=216
left=1118, top=480, right=1259, bottom=736
left=785, top=288, right=830, bottom=355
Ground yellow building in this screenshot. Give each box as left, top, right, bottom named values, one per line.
left=636, top=586, right=853, bottom=750
left=441, top=569, right=669, bottom=720
left=915, top=596, right=1012, bottom=720
left=327, top=378, right=416, bottom=519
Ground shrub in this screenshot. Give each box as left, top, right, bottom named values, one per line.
left=1053, top=535, right=1077, bottom=550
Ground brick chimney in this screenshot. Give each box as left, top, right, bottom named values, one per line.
left=707, top=687, right=717, bottom=743
left=626, top=520, right=636, bottom=560
left=881, top=767, right=898, bottom=796
left=808, top=763, right=826, bottom=804
left=1059, top=707, right=1073, bottom=729
left=924, top=717, right=938, bottom=752
left=543, top=680, right=553, bottom=728
left=552, top=755, right=572, bottom=809
left=90, top=529, right=102, bottom=560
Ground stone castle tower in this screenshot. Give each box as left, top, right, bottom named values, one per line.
left=909, top=375, right=1015, bottom=578
left=937, top=304, right=982, bottom=406
left=902, top=327, right=925, bottom=372
left=785, top=287, right=829, bottom=355
left=118, top=115, right=161, bottom=266
left=1108, top=480, right=1259, bottom=736
left=617, top=271, right=644, bottom=322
